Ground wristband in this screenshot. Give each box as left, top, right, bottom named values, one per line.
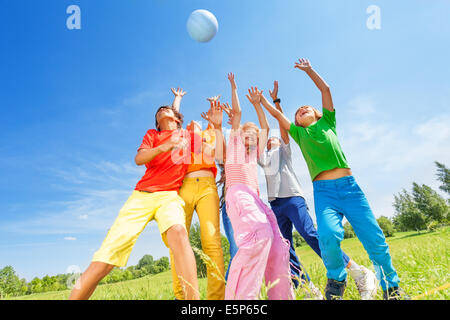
left=273, top=98, right=281, bottom=104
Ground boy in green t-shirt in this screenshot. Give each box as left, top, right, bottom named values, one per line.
left=259, top=58, right=408, bottom=300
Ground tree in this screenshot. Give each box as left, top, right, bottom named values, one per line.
left=292, top=231, right=306, bottom=248
left=155, top=257, right=169, bottom=271
left=343, top=222, right=355, bottom=239
left=393, top=189, right=427, bottom=232
left=435, top=161, right=450, bottom=195
left=377, top=216, right=396, bottom=237
left=412, top=183, right=449, bottom=224
left=137, top=254, right=154, bottom=269
left=0, top=266, right=22, bottom=298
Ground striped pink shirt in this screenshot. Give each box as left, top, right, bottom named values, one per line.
left=225, top=130, right=259, bottom=195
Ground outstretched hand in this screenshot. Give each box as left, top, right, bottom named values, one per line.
left=206, top=95, right=221, bottom=103
left=227, top=73, right=237, bottom=89
left=201, top=100, right=223, bottom=128
left=269, top=81, right=279, bottom=101
left=220, top=102, right=235, bottom=126
left=171, top=87, right=187, bottom=97
left=294, top=58, right=312, bottom=72
left=246, top=87, right=263, bottom=106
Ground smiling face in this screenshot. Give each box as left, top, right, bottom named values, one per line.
left=295, top=105, right=322, bottom=127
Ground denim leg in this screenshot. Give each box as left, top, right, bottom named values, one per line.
left=340, top=179, right=400, bottom=290
left=270, top=199, right=310, bottom=286
left=287, top=196, right=351, bottom=266
left=313, top=187, right=347, bottom=282
left=222, top=205, right=238, bottom=280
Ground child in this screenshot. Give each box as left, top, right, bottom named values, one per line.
left=209, top=73, right=294, bottom=300
left=69, top=103, right=200, bottom=300
left=259, top=58, right=407, bottom=300
left=168, top=89, right=225, bottom=300
left=257, top=80, right=378, bottom=300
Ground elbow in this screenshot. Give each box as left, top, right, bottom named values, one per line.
left=135, top=156, right=143, bottom=166
left=321, top=86, right=331, bottom=93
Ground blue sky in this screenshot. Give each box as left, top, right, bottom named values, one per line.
left=0, top=0, right=449, bottom=281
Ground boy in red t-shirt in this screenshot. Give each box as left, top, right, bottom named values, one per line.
left=69, top=105, right=201, bottom=300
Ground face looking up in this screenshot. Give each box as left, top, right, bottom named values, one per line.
left=155, top=107, right=181, bottom=130
left=295, top=106, right=321, bottom=128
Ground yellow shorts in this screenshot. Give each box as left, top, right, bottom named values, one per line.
left=92, top=190, right=186, bottom=267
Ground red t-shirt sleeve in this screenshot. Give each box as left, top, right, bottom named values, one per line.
left=138, top=131, right=154, bottom=151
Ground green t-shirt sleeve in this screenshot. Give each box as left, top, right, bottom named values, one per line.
left=289, top=122, right=302, bottom=144
left=321, top=108, right=336, bottom=132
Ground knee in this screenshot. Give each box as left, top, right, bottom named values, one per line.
left=167, top=224, right=189, bottom=245
left=318, top=226, right=343, bottom=247
left=90, top=262, right=114, bottom=278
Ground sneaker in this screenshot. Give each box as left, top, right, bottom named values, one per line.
left=305, top=281, right=324, bottom=300
left=325, top=279, right=346, bottom=300
left=354, top=266, right=378, bottom=300
left=383, top=287, right=410, bottom=300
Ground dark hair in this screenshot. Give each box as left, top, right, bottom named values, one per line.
left=155, top=105, right=184, bottom=130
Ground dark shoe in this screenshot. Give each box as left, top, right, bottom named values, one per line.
left=383, top=287, right=410, bottom=300
left=325, top=279, right=347, bottom=300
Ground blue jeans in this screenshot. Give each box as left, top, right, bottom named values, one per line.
left=221, top=205, right=238, bottom=280
left=269, top=196, right=351, bottom=287
left=313, top=176, right=400, bottom=291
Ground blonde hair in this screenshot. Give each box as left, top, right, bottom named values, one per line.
left=294, top=105, right=322, bottom=126
left=240, top=122, right=260, bottom=135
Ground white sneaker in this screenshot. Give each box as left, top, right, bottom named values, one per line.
left=306, top=281, right=324, bottom=300
left=354, top=266, right=378, bottom=300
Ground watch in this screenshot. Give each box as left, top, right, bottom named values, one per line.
left=273, top=98, right=281, bottom=104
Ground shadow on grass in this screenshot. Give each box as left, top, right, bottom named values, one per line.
left=388, top=230, right=438, bottom=242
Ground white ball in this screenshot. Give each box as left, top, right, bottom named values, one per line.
left=186, top=9, right=219, bottom=43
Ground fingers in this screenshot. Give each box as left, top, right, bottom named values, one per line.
left=172, top=87, right=187, bottom=96
left=200, top=113, right=209, bottom=121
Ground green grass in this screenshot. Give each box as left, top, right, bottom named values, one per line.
left=7, top=227, right=450, bottom=300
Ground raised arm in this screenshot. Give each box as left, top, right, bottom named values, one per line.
left=294, top=58, right=334, bottom=112
left=269, top=81, right=289, bottom=144
left=246, top=87, right=269, bottom=156
left=260, top=91, right=292, bottom=132
left=171, top=87, right=187, bottom=112
left=227, top=73, right=242, bottom=130
left=201, top=100, right=226, bottom=164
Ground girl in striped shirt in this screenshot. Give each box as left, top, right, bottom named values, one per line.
left=212, top=73, right=294, bottom=300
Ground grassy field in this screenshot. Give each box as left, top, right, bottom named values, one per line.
left=8, top=227, right=450, bottom=300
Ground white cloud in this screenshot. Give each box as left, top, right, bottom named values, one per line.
left=348, top=95, right=376, bottom=115
left=0, top=160, right=156, bottom=236
left=64, top=237, right=77, bottom=241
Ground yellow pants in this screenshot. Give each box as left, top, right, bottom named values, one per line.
left=93, top=190, right=186, bottom=267
left=170, top=177, right=225, bottom=300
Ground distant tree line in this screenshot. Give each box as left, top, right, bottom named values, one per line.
left=0, top=254, right=170, bottom=299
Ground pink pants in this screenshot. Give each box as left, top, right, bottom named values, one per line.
left=225, top=184, right=294, bottom=300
